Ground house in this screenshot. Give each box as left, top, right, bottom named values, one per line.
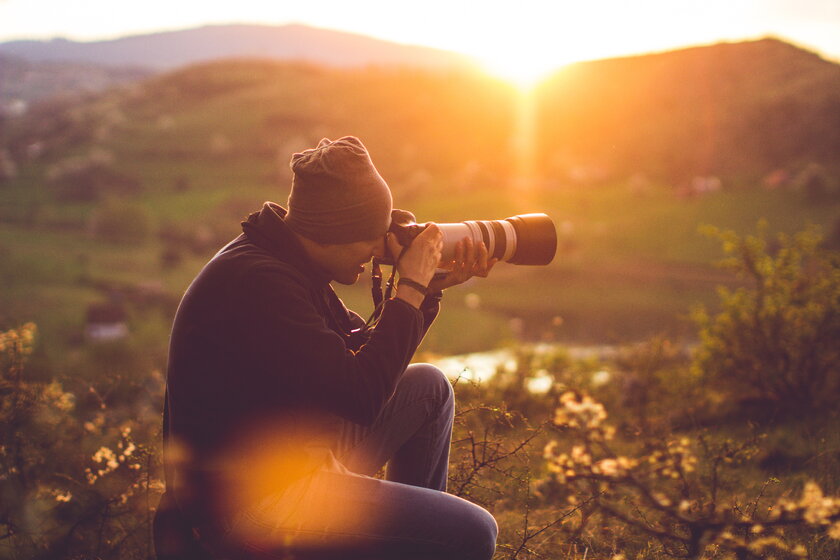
left=85, top=302, right=129, bottom=342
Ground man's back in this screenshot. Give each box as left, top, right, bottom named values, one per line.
left=163, top=204, right=429, bottom=522
left=156, top=137, right=497, bottom=560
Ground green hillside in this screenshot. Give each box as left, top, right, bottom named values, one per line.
left=1, top=40, right=839, bottom=362
left=537, top=38, right=840, bottom=184
left=2, top=37, right=840, bottom=560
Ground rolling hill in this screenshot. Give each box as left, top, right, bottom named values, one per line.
left=536, top=38, right=840, bottom=185
left=1, top=37, right=838, bottom=354
left=3, top=37, right=837, bottom=189
left=0, top=23, right=475, bottom=71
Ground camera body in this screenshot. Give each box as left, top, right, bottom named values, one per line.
left=382, top=211, right=557, bottom=266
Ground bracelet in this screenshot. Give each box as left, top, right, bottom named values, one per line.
left=398, top=277, right=428, bottom=296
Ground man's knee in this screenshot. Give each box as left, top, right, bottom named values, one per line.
left=402, top=363, right=454, bottom=407
left=458, top=504, right=498, bottom=560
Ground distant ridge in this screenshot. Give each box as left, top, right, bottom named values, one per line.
left=0, top=23, right=476, bottom=71
left=537, top=37, right=840, bottom=181
left=0, top=54, right=151, bottom=107
left=3, top=35, right=837, bottom=185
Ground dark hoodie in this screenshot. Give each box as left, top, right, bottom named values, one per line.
left=163, top=202, right=439, bottom=520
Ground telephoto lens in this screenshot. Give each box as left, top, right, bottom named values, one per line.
left=437, top=214, right=557, bottom=265
left=386, top=212, right=557, bottom=266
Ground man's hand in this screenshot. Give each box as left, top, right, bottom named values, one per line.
left=388, top=224, right=443, bottom=308
left=428, top=236, right=497, bottom=293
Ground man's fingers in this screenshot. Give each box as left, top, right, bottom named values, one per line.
left=463, top=237, right=476, bottom=271
left=472, top=243, right=491, bottom=278
left=476, top=257, right=498, bottom=278
left=417, top=222, right=442, bottom=245
left=476, top=241, right=488, bottom=271
left=454, top=239, right=464, bottom=265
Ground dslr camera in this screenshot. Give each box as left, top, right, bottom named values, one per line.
left=383, top=210, right=557, bottom=266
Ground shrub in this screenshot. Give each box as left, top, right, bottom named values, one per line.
left=0, top=323, right=164, bottom=559
left=540, top=391, right=840, bottom=559
left=692, top=223, right=840, bottom=414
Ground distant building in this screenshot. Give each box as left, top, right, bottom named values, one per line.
left=676, top=176, right=723, bottom=199
left=85, top=302, right=129, bottom=342
left=0, top=149, right=17, bottom=182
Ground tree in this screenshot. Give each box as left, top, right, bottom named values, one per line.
left=692, top=223, right=840, bottom=413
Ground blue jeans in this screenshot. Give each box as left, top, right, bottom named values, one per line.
left=219, top=363, right=498, bottom=559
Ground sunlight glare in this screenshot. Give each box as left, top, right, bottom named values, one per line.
left=466, top=12, right=593, bottom=89
left=479, top=51, right=568, bottom=90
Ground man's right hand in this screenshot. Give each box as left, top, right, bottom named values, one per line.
left=387, top=224, right=442, bottom=308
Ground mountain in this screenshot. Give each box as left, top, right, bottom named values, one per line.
left=536, top=38, right=840, bottom=184
left=0, top=24, right=475, bottom=71
left=1, top=37, right=837, bottom=197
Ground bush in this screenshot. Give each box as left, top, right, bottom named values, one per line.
left=540, top=391, right=840, bottom=559
left=0, top=323, right=164, bottom=559
left=692, top=223, right=840, bottom=414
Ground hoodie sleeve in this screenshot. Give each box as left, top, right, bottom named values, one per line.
left=239, top=261, right=425, bottom=426
left=333, top=289, right=439, bottom=351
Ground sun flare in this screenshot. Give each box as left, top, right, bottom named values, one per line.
left=479, top=55, right=564, bottom=89
left=462, top=18, right=597, bottom=89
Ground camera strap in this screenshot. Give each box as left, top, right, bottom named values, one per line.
left=371, top=260, right=384, bottom=309
left=365, top=249, right=403, bottom=329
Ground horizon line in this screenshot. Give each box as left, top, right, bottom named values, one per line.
left=1, top=21, right=838, bottom=68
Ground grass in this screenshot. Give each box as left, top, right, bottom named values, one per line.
left=1, top=63, right=838, bottom=355
left=2, top=57, right=839, bottom=559
left=3, top=176, right=838, bottom=357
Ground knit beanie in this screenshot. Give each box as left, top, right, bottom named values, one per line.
left=286, top=136, right=393, bottom=244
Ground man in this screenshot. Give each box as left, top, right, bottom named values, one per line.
left=154, top=136, right=498, bottom=559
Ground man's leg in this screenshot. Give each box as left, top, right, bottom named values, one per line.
left=217, top=363, right=496, bottom=559
left=334, top=363, right=455, bottom=490
left=226, top=467, right=497, bottom=560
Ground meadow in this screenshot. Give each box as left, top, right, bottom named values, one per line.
left=1, top=51, right=839, bottom=558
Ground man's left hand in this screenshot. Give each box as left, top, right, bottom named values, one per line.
left=427, top=237, right=498, bottom=293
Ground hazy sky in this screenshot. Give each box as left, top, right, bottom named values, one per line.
left=2, top=0, right=839, bottom=82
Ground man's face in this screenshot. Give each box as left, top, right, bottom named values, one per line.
left=320, top=236, right=386, bottom=285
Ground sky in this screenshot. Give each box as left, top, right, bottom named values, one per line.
left=2, top=0, right=839, bottom=84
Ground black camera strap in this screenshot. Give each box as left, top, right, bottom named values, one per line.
left=371, top=260, right=384, bottom=309
left=365, top=248, right=404, bottom=330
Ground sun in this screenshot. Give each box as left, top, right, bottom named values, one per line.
left=477, top=50, right=570, bottom=89
left=463, top=25, right=592, bottom=90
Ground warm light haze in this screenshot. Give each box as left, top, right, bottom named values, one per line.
left=1, top=0, right=839, bottom=87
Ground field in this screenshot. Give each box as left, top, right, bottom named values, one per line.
left=1, top=172, right=835, bottom=357
left=1, top=54, right=840, bottom=559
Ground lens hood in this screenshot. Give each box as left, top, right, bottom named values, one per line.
left=505, top=214, right=557, bottom=265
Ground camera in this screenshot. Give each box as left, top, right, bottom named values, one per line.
left=383, top=210, right=557, bottom=266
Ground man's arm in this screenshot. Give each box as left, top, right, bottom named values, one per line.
left=241, top=264, right=426, bottom=426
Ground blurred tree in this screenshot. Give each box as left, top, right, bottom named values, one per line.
left=692, top=223, right=840, bottom=414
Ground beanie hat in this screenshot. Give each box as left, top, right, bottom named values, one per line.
left=286, top=136, right=393, bottom=244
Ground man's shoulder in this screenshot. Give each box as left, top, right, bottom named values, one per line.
left=210, top=234, right=309, bottom=286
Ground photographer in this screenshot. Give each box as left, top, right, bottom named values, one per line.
left=154, top=136, right=498, bottom=559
